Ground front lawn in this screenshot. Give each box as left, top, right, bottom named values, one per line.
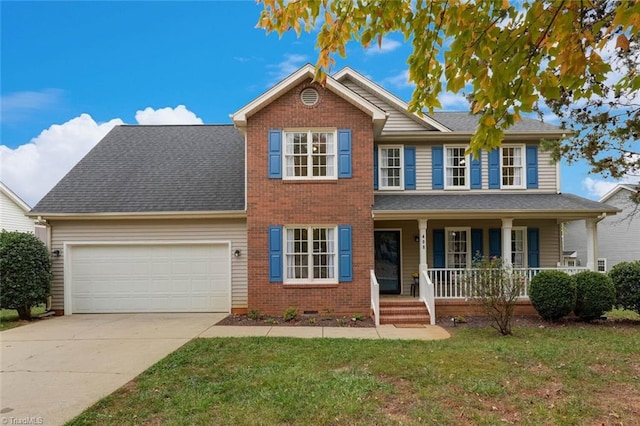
left=68, top=324, right=640, bottom=425
left=0, top=305, right=47, bottom=331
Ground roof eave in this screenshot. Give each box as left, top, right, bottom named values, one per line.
left=0, top=182, right=31, bottom=212
left=377, top=131, right=568, bottom=142
left=28, top=210, right=247, bottom=221
left=372, top=208, right=619, bottom=221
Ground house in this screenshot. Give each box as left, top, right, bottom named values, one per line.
left=564, top=184, right=639, bottom=272
left=30, top=65, right=619, bottom=323
left=1, top=181, right=47, bottom=243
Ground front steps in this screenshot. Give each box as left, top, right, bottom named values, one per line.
left=379, top=298, right=430, bottom=325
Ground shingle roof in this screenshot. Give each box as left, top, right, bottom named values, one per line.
left=374, top=193, right=619, bottom=213
left=429, top=112, right=563, bottom=133
left=31, top=125, right=245, bottom=214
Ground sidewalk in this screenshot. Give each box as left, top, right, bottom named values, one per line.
left=200, top=324, right=450, bottom=340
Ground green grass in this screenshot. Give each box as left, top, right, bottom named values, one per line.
left=0, top=305, right=47, bottom=331
left=606, top=307, right=640, bottom=321
left=68, top=324, right=640, bottom=426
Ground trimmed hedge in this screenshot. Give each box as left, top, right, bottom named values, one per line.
left=0, top=231, right=52, bottom=320
left=573, top=271, right=616, bottom=320
left=609, top=261, right=640, bottom=315
left=529, top=271, right=576, bottom=321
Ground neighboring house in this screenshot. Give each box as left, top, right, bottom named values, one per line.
left=1, top=181, right=39, bottom=234
left=564, top=184, right=639, bottom=272
left=30, top=65, right=618, bottom=322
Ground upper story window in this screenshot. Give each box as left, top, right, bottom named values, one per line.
left=378, top=145, right=404, bottom=190
left=501, top=146, right=525, bottom=188
left=285, top=226, right=336, bottom=282
left=445, top=146, right=469, bottom=189
left=284, top=130, right=336, bottom=179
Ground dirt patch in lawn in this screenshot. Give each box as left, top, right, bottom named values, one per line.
left=216, top=313, right=375, bottom=327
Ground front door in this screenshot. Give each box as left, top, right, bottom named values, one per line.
left=374, top=230, right=401, bottom=294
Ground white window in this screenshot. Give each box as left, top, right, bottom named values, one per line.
left=378, top=145, right=404, bottom=189
left=501, top=145, right=525, bottom=188
left=285, top=227, right=336, bottom=282
left=597, top=258, right=607, bottom=273
left=445, top=146, right=469, bottom=189
left=284, top=130, right=336, bottom=179
left=511, top=228, right=527, bottom=268
left=446, top=228, right=470, bottom=268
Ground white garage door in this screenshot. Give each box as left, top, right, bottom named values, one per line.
left=69, top=243, right=230, bottom=313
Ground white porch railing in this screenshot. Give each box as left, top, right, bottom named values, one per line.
left=419, top=270, right=436, bottom=325
left=370, top=270, right=380, bottom=326
left=427, top=267, right=589, bottom=299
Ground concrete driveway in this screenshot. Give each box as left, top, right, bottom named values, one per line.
left=0, top=313, right=226, bottom=426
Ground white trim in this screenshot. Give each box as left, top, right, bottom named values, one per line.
left=597, top=258, right=607, bottom=273
left=443, top=145, right=470, bottom=190
left=511, top=226, right=528, bottom=268
left=333, top=67, right=452, bottom=133
left=63, top=240, right=232, bottom=315
left=28, top=211, right=247, bottom=220
left=231, top=64, right=387, bottom=133
left=0, top=181, right=31, bottom=212
left=599, top=184, right=636, bottom=203
left=500, top=145, right=526, bottom=189
left=377, top=145, right=405, bottom=190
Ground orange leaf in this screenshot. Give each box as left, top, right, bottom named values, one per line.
left=616, top=33, right=629, bottom=50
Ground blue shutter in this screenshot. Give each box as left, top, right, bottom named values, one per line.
left=268, top=226, right=283, bottom=282
left=527, top=228, right=540, bottom=268
left=373, top=146, right=379, bottom=190
left=471, top=229, right=483, bottom=261
left=432, top=146, right=444, bottom=190
left=470, top=151, right=482, bottom=189
left=404, top=146, right=416, bottom=190
left=433, top=229, right=445, bottom=268
left=268, top=130, right=282, bottom=179
left=488, top=149, right=500, bottom=189
left=489, top=228, right=502, bottom=258
left=526, top=145, right=539, bottom=189
left=338, top=129, right=352, bottom=178
left=338, top=225, right=352, bottom=282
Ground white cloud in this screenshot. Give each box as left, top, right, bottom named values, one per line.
left=0, top=114, right=123, bottom=206
left=0, top=105, right=203, bottom=206
left=1, top=89, right=62, bottom=123
left=135, top=105, right=203, bottom=125
left=365, top=38, right=402, bottom=55
left=583, top=173, right=638, bottom=200
left=267, top=54, right=309, bottom=86
left=437, top=92, right=470, bottom=111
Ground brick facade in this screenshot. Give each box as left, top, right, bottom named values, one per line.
left=246, top=80, right=374, bottom=316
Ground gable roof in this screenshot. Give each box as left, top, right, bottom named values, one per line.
left=0, top=181, right=31, bottom=212
left=31, top=125, right=245, bottom=215
left=231, top=64, right=387, bottom=135
left=599, top=184, right=638, bottom=203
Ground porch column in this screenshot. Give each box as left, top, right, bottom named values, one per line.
left=501, top=218, right=513, bottom=269
left=585, top=218, right=598, bottom=271
left=418, top=219, right=428, bottom=271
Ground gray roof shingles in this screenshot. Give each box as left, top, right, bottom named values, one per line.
left=429, top=112, right=563, bottom=133
left=374, top=193, right=619, bottom=213
left=32, top=125, right=245, bottom=214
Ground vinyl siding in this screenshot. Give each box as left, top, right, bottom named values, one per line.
left=564, top=188, right=640, bottom=270
left=0, top=191, right=35, bottom=233
left=49, top=218, right=247, bottom=311
left=375, top=219, right=561, bottom=294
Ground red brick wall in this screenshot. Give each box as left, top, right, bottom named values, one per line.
left=246, top=80, right=374, bottom=316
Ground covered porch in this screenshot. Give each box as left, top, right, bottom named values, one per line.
left=369, top=193, right=620, bottom=325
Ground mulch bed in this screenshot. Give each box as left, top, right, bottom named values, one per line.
left=216, top=313, right=375, bottom=328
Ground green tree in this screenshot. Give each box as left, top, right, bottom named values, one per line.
left=258, top=0, right=639, bottom=174
left=0, top=231, right=52, bottom=321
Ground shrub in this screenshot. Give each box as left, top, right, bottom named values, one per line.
left=247, top=309, right=261, bottom=320
left=573, top=271, right=616, bottom=320
left=283, top=307, right=299, bottom=322
left=609, top=261, right=640, bottom=314
left=468, top=256, right=525, bottom=335
left=0, top=231, right=52, bottom=320
left=529, top=271, right=576, bottom=321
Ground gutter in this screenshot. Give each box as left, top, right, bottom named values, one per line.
left=28, top=211, right=247, bottom=221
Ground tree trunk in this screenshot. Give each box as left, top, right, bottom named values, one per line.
left=16, top=304, right=32, bottom=321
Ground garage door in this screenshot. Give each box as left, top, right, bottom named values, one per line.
left=69, top=243, right=230, bottom=313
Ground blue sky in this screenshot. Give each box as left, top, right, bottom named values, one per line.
left=0, top=1, right=626, bottom=206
